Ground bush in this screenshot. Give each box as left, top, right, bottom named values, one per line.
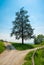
left=0, top=41, right=6, bottom=53
left=34, top=34, right=44, bottom=44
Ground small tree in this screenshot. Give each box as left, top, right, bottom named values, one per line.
left=34, top=34, right=44, bottom=44
left=11, top=7, right=34, bottom=44
left=34, top=37, right=38, bottom=44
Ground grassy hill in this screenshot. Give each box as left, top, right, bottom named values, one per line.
left=0, top=41, right=6, bottom=53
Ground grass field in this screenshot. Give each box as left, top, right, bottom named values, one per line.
left=23, top=48, right=44, bottom=65
left=0, top=41, right=6, bottom=53
left=34, top=48, right=44, bottom=65
left=12, top=42, right=44, bottom=50
left=23, top=51, right=34, bottom=65
left=12, top=43, right=34, bottom=50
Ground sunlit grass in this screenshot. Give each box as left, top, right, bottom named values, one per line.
left=34, top=48, right=44, bottom=65
left=23, top=51, right=34, bottom=65
left=11, top=41, right=44, bottom=50
left=12, top=43, right=34, bottom=50
left=0, top=41, right=6, bottom=53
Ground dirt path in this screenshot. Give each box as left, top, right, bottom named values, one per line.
left=0, top=42, right=44, bottom=65
left=32, top=50, right=37, bottom=65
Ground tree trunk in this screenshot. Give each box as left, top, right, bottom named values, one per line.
left=22, top=19, right=24, bottom=44
left=22, top=37, right=24, bottom=44
left=22, top=25, right=24, bottom=44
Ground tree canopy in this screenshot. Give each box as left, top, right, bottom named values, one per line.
left=11, top=7, right=34, bottom=44
left=34, top=34, right=44, bottom=44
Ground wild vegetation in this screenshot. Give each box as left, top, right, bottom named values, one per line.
left=12, top=43, right=34, bottom=50
left=23, top=51, right=34, bottom=65
left=34, top=34, right=44, bottom=44
left=0, top=41, right=6, bottom=53
left=23, top=43, right=44, bottom=65
left=34, top=48, right=44, bottom=65
left=12, top=41, right=44, bottom=50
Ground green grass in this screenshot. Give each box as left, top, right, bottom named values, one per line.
left=11, top=42, right=44, bottom=50
left=23, top=51, right=34, bottom=65
left=34, top=48, right=44, bottom=65
left=23, top=48, right=44, bottom=65
left=33, top=41, right=44, bottom=48
left=0, top=41, right=6, bottom=53
left=12, top=43, right=34, bottom=50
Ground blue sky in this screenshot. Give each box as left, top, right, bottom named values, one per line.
left=0, top=0, right=44, bottom=42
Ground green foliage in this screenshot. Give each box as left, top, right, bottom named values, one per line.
left=23, top=47, right=44, bottom=65
left=12, top=41, right=44, bottom=50
left=12, top=43, right=34, bottom=50
left=41, top=41, right=44, bottom=45
left=23, top=51, right=34, bottom=65
left=11, top=7, right=34, bottom=44
left=0, top=41, right=6, bottom=53
left=24, top=51, right=33, bottom=60
left=23, top=61, right=32, bottom=65
left=34, top=34, right=44, bottom=44
left=34, top=37, right=38, bottom=44
left=34, top=48, right=44, bottom=65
